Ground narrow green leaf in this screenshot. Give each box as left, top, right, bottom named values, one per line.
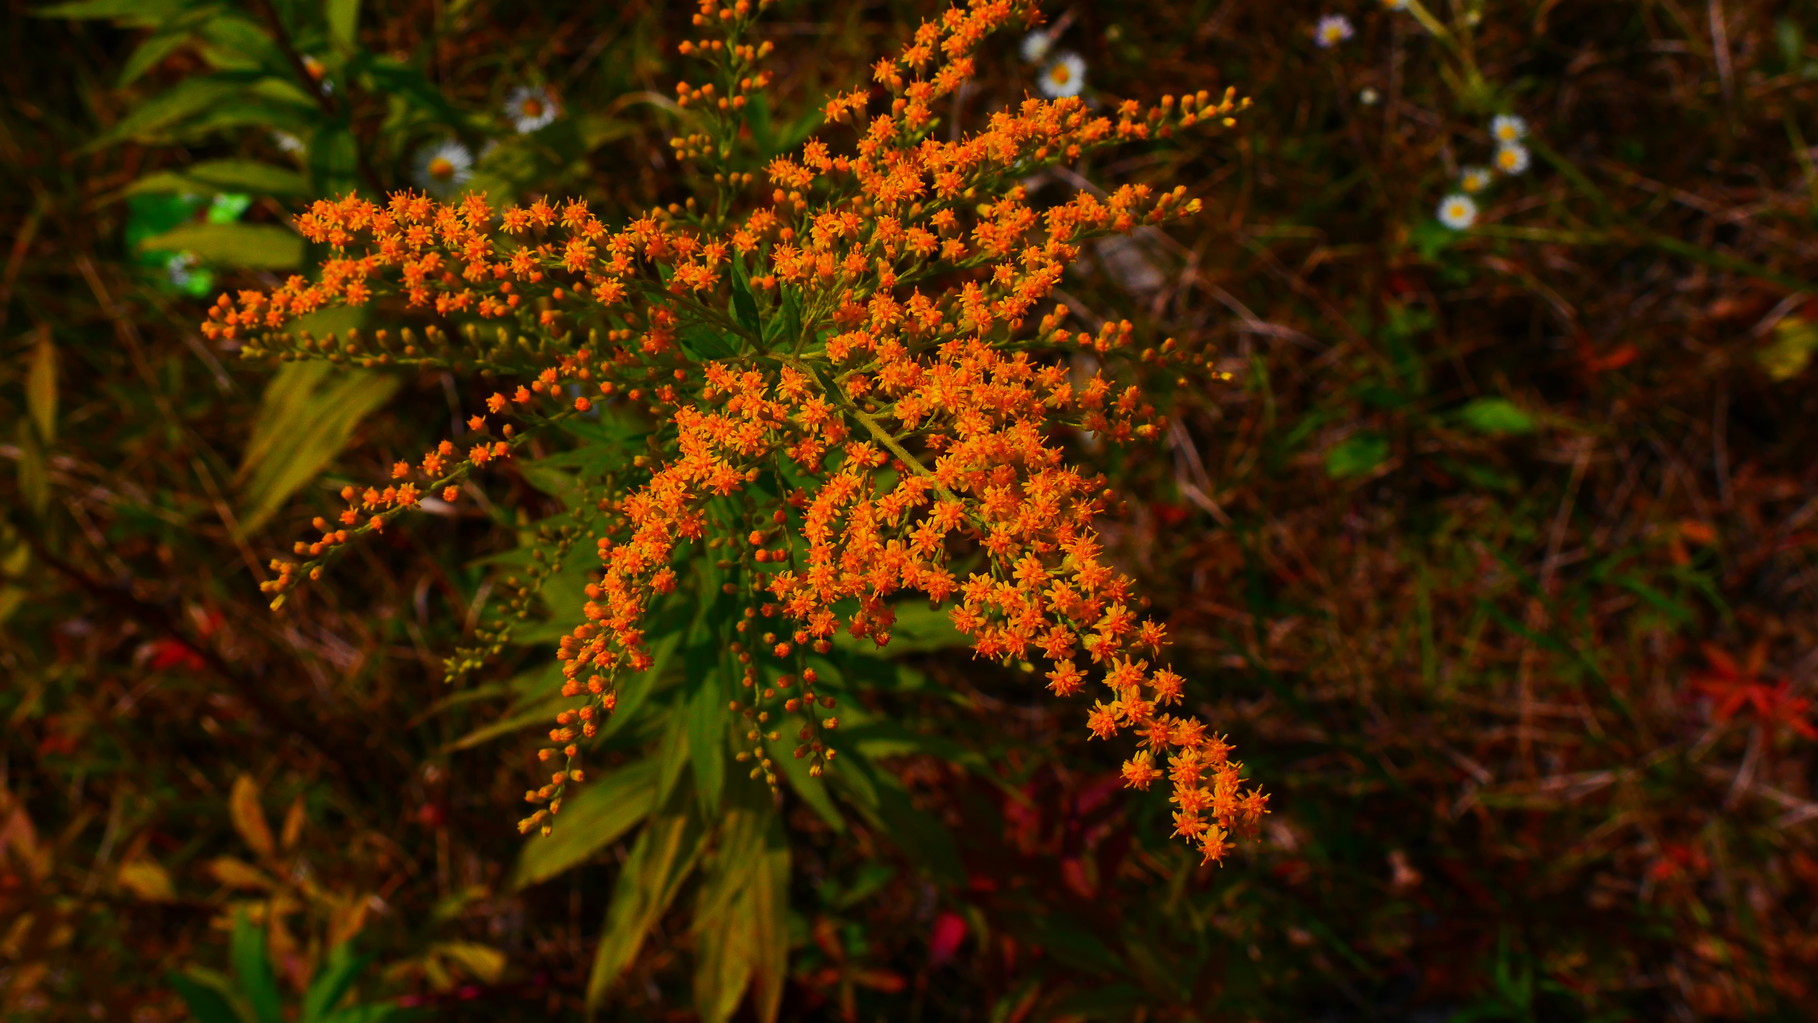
left=765, top=732, right=844, bottom=833
left=832, top=758, right=962, bottom=884
left=130, top=160, right=308, bottom=198
left=1456, top=397, right=1537, bottom=436
left=586, top=803, right=706, bottom=1011
left=117, top=28, right=193, bottom=86
left=235, top=357, right=399, bottom=537
left=302, top=943, right=373, bottom=1023
left=729, top=257, right=761, bottom=336
left=138, top=222, right=303, bottom=269
left=95, top=75, right=253, bottom=146
left=691, top=798, right=789, bottom=1023
left=230, top=909, right=283, bottom=1023
left=510, top=758, right=661, bottom=889
left=168, top=970, right=246, bottom=1023
left=37, top=0, right=185, bottom=20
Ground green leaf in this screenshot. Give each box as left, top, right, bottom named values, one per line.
left=729, top=257, right=761, bottom=336
left=230, top=908, right=283, bottom=1023
left=138, top=222, right=303, bottom=269
left=685, top=643, right=728, bottom=819
left=235, top=354, right=400, bottom=537
left=679, top=324, right=737, bottom=362
left=1324, top=433, right=1390, bottom=479
left=510, top=757, right=661, bottom=889
left=765, top=284, right=803, bottom=346
left=168, top=970, right=246, bottom=1023
left=130, top=160, right=308, bottom=198
left=691, top=797, right=789, bottom=1023
left=353, top=54, right=467, bottom=129
left=1456, top=397, right=1537, bottom=435
left=36, top=0, right=186, bottom=20
left=118, top=28, right=194, bottom=86
left=832, top=757, right=962, bottom=884
left=881, top=600, right=965, bottom=653
left=326, top=0, right=361, bottom=53
left=302, top=943, right=373, bottom=1023
left=765, top=732, right=844, bottom=833
left=95, top=75, right=255, bottom=146
left=586, top=801, right=706, bottom=1011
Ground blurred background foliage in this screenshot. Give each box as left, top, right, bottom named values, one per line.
left=3, top=0, right=1817, bottom=1020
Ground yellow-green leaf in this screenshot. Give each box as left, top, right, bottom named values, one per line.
left=510, top=757, right=661, bottom=889
left=431, top=942, right=505, bottom=985
left=26, top=328, right=56, bottom=445
left=139, top=221, right=303, bottom=269
left=691, top=800, right=789, bottom=1023
left=235, top=354, right=399, bottom=538
left=128, top=160, right=308, bottom=198
left=586, top=801, right=706, bottom=1012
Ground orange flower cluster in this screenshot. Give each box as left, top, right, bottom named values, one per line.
left=220, top=0, right=1265, bottom=863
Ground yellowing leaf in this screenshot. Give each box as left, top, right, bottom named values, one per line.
left=432, top=942, right=506, bottom=984
left=235, top=354, right=399, bottom=537
left=26, top=328, right=56, bottom=446
left=279, top=796, right=306, bottom=852
left=208, top=856, right=274, bottom=890
left=117, top=859, right=177, bottom=902
left=229, top=774, right=276, bottom=858
left=1759, top=315, right=1818, bottom=381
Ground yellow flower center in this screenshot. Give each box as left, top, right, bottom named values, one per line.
left=521, top=97, right=545, bottom=118
left=1048, top=64, right=1071, bottom=86
left=428, top=157, right=455, bottom=180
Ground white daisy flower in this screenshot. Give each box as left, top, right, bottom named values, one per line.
left=1437, top=193, right=1478, bottom=230
left=412, top=139, right=474, bottom=198
left=1038, top=51, right=1086, bottom=98
left=1494, top=142, right=1531, bottom=175
left=1358, top=87, right=1381, bottom=106
left=1020, top=30, right=1053, bottom=64
left=1490, top=114, right=1527, bottom=144
left=504, top=85, right=559, bottom=133
left=1459, top=166, right=1492, bottom=193
left=1314, top=14, right=1355, bottom=48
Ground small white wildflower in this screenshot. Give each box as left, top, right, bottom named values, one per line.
left=412, top=139, right=474, bottom=198
left=1020, top=30, right=1054, bottom=64
left=1358, top=87, right=1381, bottom=106
left=1314, top=14, right=1355, bottom=48
left=165, top=252, right=200, bottom=290
left=1038, top=51, right=1086, bottom=98
left=504, top=85, right=559, bottom=133
left=271, top=131, right=305, bottom=156
left=1494, top=142, right=1531, bottom=175
left=1459, top=166, right=1492, bottom=193
left=1490, top=114, right=1527, bottom=143
left=1437, top=193, right=1478, bottom=230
